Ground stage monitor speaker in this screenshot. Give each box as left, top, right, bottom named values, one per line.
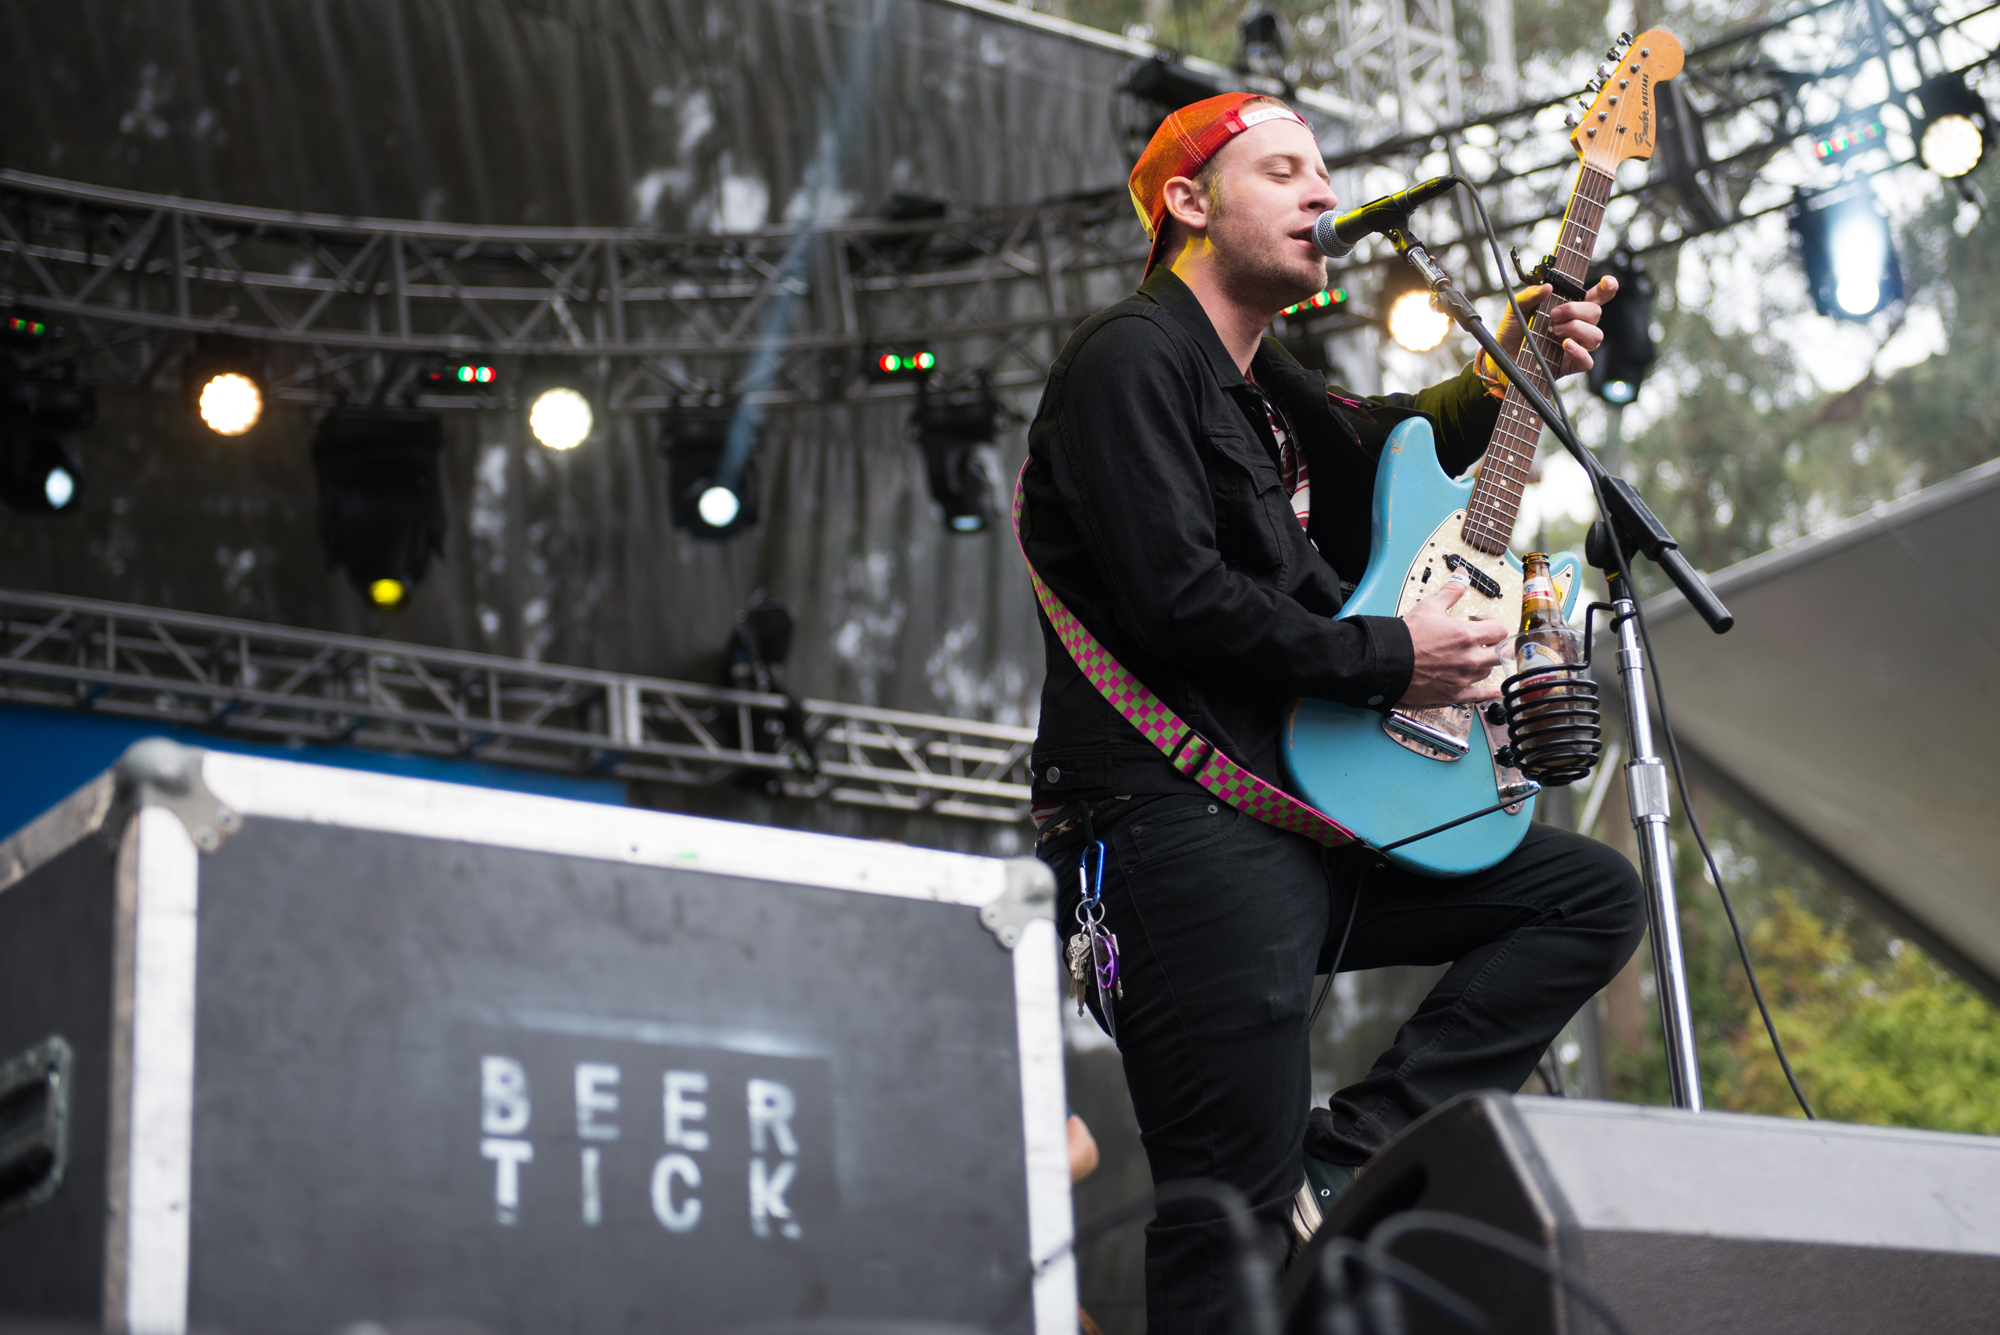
left=1287, top=1092, right=2000, bottom=1335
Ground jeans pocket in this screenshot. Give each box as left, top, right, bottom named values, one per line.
left=1123, top=794, right=1235, bottom=866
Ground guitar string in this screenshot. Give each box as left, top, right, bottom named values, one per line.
left=1459, top=164, right=1614, bottom=555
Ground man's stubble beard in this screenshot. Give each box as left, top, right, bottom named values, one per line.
left=1211, top=209, right=1328, bottom=316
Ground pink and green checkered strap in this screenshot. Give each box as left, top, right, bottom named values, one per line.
left=1013, top=464, right=1357, bottom=850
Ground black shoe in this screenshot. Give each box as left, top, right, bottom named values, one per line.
left=1289, top=1155, right=1360, bottom=1251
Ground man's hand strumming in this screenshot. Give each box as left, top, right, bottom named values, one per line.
left=1397, top=575, right=1510, bottom=707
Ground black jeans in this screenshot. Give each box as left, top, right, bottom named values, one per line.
left=1043, top=795, right=1645, bottom=1335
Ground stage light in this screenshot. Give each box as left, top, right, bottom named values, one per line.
left=1913, top=74, right=1991, bottom=179
left=1811, top=120, right=1884, bottom=166
left=198, top=373, right=262, bottom=436
left=664, top=404, right=760, bottom=539
left=1281, top=288, right=1349, bottom=317
left=312, top=407, right=447, bottom=604
left=868, top=349, right=936, bottom=381
left=529, top=387, right=592, bottom=451
left=419, top=360, right=500, bottom=393
left=1587, top=251, right=1657, bottom=406
left=1923, top=116, right=1984, bottom=177
left=0, top=309, right=56, bottom=349
left=1386, top=289, right=1449, bottom=353
left=697, top=484, right=742, bottom=528
left=183, top=337, right=267, bottom=437
left=1123, top=53, right=1227, bottom=112
left=909, top=381, right=1001, bottom=534
left=1793, top=188, right=1903, bottom=322
left=0, top=371, right=92, bottom=515
left=722, top=595, right=796, bottom=693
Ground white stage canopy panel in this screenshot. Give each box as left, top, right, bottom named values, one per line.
left=1642, top=459, right=2000, bottom=1002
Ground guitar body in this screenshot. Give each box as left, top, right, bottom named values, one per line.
left=1283, top=417, right=1581, bottom=876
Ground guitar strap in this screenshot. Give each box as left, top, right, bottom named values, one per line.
left=1012, top=464, right=1358, bottom=850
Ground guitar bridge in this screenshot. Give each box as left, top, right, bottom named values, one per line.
left=1383, top=705, right=1472, bottom=761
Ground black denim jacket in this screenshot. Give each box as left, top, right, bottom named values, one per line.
left=1020, top=267, right=1502, bottom=804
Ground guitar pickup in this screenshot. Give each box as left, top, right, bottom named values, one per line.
left=1444, top=554, right=1502, bottom=599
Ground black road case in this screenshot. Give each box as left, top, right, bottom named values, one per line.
left=0, top=740, right=1074, bottom=1334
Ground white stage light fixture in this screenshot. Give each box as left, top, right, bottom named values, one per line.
left=1386, top=289, right=1450, bottom=353
left=1793, top=189, right=1903, bottom=322
left=529, top=387, right=592, bottom=451
left=198, top=372, right=263, bottom=436
left=1922, top=115, right=1984, bottom=178
left=1913, top=73, right=1992, bottom=179
left=697, top=484, right=742, bottom=529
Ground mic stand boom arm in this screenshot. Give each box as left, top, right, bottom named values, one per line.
left=1383, top=223, right=1722, bottom=1112
left=1384, top=226, right=1733, bottom=632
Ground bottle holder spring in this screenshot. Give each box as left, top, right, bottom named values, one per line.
left=1498, top=602, right=1610, bottom=787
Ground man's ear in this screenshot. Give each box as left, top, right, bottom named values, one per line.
left=1161, top=175, right=1211, bottom=236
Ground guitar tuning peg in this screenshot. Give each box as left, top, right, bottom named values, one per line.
left=1620, top=31, right=1634, bottom=44
left=1564, top=112, right=1579, bottom=128
left=1596, top=63, right=1612, bottom=79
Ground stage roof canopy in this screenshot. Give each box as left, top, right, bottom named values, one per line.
left=1643, top=459, right=2000, bottom=1000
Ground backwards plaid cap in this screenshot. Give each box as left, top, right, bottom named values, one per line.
left=1128, top=92, right=1311, bottom=276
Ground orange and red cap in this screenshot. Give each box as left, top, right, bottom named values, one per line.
left=1128, top=92, right=1312, bottom=276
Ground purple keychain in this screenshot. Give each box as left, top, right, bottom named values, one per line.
left=1065, top=839, right=1123, bottom=1038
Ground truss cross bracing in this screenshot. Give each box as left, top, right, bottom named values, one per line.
left=1321, top=0, right=1466, bottom=134
left=0, top=590, right=1035, bottom=825
left=0, top=168, right=1146, bottom=411
left=1293, top=0, right=2000, bottom=312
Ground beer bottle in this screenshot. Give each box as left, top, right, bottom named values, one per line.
left=1515, top=553, right=1573, bottom=690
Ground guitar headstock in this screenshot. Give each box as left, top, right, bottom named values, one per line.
left=1567, top=29, right=1686, bottom=174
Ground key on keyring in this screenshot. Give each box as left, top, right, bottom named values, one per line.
left=1066, top=931, right=1094, bottom=1011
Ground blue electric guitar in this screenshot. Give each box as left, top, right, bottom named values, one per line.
left=1282, top=31, right=1683, bottom=876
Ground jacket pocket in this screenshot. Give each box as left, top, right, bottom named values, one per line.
left=1207, top=426, right=1292, bottom=574
left=1031, top=746, right=1110, bottom=793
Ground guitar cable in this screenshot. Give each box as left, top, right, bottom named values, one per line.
left=1449, top=183, right=1817, bottom=1121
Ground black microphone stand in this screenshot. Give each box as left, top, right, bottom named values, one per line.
left=1380, top=221, right=1728, bottom=1112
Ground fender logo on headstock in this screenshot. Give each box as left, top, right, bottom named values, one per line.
left=1637, top=74, right=1652, bottom=149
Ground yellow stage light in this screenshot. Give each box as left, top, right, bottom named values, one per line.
left=1386, top=289, right=1450, bottom=353
left=198, top=372, right=262, bottom=436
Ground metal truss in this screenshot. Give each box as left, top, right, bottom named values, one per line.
left=1296, top=0, right=2000, bottom=304
left=1308, top=0, right=1466, bottom=134
left=0, top=589, right=1035, bottom=824
left=0, top=168, right=1145, bottom=411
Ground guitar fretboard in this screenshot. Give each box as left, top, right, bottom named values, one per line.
left=1461, top=164, right=1615, bottom=556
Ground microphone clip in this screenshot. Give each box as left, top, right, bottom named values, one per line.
left=1508, top=247, right=1589, bottom=304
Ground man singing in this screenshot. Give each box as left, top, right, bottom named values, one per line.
left=1020, top=93, right=1644, bottom=1330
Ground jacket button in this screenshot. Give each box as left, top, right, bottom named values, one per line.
left=1367, top=694, right=1384, bottom=706
left=1045, top=766, right=1061, bottom=783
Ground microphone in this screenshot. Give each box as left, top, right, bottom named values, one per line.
left=1311, top=176, right=1463, bottom=259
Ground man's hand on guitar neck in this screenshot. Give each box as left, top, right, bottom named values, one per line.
left=1398, top=574, right=1510, bottom=707
left=1482, top=275, right=1619, bottom=382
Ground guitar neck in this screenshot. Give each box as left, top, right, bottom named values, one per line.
left=1461, top=163, right=1617, bottom=557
